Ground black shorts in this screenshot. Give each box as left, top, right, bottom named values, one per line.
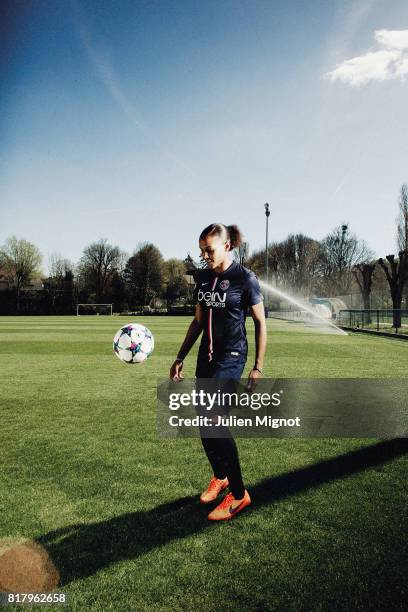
left=195, top=351, right=246, bottom=379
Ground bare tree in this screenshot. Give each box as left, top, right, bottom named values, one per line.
left=48, top=253, right=72, bottom=280
left=163, top=258, right=189, bottom=306
left=377, top=251, right=408, bottom=328
left=396, top=184, right=408, bottom=252
left=124, top=243, right=164, bottom=307
left=78, top=239, right=124, bottom=302
left=233, top=241, right=249, bottom=266
left=371, top=267, right=392, bottom=308
left=268, top=242, right=285, bottom=287
left=396, top=184, right=408, bottom=308
left=353, top=262, right=376, bottom=312
left=45, top=253, right=74, bottom=312
left=0, top=236, right=42, bottom=312
left=320, top=224, right=374, bottom=295
left=247, top=234, right=323, bottom=295
left=246, top=248, right=265, bottom=279
left=279, top=234, right=323, bottom=294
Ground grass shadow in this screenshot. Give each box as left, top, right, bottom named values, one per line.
left=36, top=438, right=408, bottom=586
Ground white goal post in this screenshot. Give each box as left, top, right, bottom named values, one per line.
left=76, top=303, right=113, bottom=316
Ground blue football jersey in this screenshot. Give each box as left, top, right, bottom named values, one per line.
left=192, top=260, right=263, bottom=361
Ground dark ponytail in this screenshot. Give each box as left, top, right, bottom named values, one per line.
left=226, top=224, right=243, bottom=249
left=199, top=223, right=243, bottom=251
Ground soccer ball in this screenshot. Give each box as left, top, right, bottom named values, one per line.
left=113, top=323, right=154, bottom=364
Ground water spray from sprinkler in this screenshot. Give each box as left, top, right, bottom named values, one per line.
left=259, top=281, right=347, bottom=335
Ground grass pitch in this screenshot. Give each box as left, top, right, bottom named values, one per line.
left=0, top=316, right=407, bottom=611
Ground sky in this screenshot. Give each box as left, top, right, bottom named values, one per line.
left=1, top=0, right=408, bottom=274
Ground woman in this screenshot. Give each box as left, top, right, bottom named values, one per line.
left=169, top=223, right=267, bottom=520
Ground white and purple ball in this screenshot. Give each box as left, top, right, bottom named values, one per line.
left=113, top=323, right=154, bottom=364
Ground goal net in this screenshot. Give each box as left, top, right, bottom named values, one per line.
left=76, top=303, right=113, bottom=316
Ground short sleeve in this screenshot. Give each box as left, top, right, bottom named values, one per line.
left=243, top=271, right=264, bottom=308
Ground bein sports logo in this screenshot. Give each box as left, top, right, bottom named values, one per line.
left=198, top=288, right=227, bottom=308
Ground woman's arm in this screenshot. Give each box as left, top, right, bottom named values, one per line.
left=170, top=304, right=204, bottom=381
left=247, top=301, right=267, bottom=388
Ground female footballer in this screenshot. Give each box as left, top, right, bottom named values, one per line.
left=169, top=223, right=267, bottom=520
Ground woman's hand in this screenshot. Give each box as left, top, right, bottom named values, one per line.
left=170, top=359, right=184, bottom=382
left=246, top=367, right=262, bottom=391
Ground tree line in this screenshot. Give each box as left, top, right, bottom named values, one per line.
left=0, top=239, right=196, bottom=315
left=0, top=184, right=407, bottom=318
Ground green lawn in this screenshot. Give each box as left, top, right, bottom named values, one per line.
left=0, top=316, right=407, bottom=611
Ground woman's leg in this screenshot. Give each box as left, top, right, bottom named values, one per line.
left=208, top=435, right=245, bottom=499
left=195, top=354, right=227, bottom=481
left=200, top=437, right=227, bottom=480
left=203, top=355, right=247, bottom=499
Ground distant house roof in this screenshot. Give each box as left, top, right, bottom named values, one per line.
left=0, top=268, right=44, bottom=291
left=183, top=272, right=197, bottom=285
left=185, top=268, right=201, bottom=281
left=25, top=277, right=45, bottom=291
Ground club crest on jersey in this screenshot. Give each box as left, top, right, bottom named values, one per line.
left=197, top=288, right=226, bottom=308
left=219, top=279, right=230, bottom=291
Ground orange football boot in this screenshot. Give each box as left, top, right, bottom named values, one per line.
left=200, top=476, right=229, bottom=504
left=207, top=490, right=251, bottom=520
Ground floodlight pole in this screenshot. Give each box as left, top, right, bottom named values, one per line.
left=340, top=224, right=348, bottom=282
left=264, top=202, right=270, bottom=315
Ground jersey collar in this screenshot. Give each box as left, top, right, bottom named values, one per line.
left=210, top=260, right=237, bottom=277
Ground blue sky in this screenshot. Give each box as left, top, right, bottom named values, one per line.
left=1, top=0, right=408, bottom=273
